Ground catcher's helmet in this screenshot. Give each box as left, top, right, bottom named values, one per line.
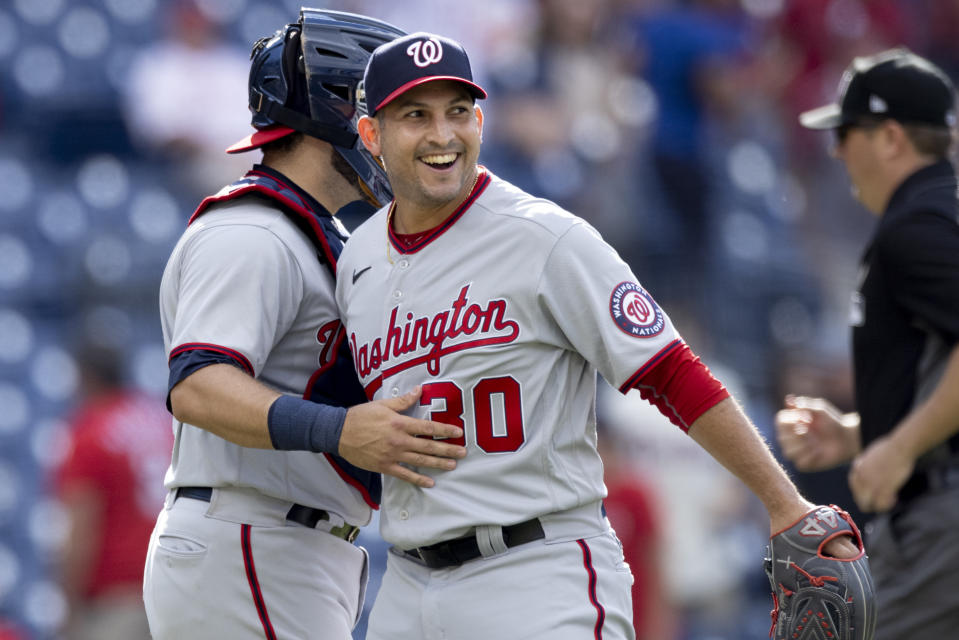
left=226, top=9, right=404, bottom=206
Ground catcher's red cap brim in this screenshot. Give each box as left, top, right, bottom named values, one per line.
left=225, top=126, right=296, bottom=154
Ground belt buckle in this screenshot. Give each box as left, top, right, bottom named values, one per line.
left=330, top=522, right=360, bottom=543
left=402, top=548, right=425, bottom=563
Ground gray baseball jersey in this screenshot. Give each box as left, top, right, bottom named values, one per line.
left=159, top=194, right=372, bottom=527
left=335, top=169, right=682, bottom=550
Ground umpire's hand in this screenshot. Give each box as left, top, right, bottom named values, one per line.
left=775, top=395, right=860, bottom=472
left=339, top=387, right=467, bottom=488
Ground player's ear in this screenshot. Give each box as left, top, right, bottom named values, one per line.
left=884, top=120, right=912, bottom=159
left=357, top=115, right=381, bottom=156
left=474, top=104, right=484, bottom=142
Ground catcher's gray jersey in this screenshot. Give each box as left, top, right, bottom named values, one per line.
left=159, top=196, right=372, bottom=527
left=335, top=170, right=680, bottom=549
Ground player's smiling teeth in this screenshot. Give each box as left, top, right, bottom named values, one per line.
left=421, top=153, right=457, bottom=166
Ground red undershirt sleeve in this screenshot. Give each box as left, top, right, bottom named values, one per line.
left=620, top=340, right=729, bottom=432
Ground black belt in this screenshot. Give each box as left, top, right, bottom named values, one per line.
left=403, top=518, right=545, bottom=569
left=897, top=466, right=959, bottom=505
left=174, top=486, right=360, bottom=543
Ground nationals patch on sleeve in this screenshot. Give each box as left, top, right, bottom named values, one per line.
left=609, top=282, right=665, bottom=338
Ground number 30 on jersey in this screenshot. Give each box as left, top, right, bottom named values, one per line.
left=420, top=376, right=525, bottom=452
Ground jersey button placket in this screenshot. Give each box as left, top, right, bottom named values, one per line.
left=391, top=252, right=410, bottom=300
left=386, top=252, right=410, bottom=401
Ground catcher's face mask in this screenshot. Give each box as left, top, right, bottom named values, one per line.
left=227, top=9, right=405, bottom=207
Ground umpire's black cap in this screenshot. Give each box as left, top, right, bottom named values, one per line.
left=799, top=47, right=957, bottom=130
left=362, top=32, right=486, bottom=116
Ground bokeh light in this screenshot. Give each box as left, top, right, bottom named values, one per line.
left=84, top=235, right=133, bottom=286
left=0, top=11, right=18, bottom=59
left=133, top=343, right=171, bottom=396
left=0, top=235, right=33, bottom=290
left=13, top=0, right=65, bottom=25
left=0, top=309, right=34, bottom=364
left=30, top=347, right=79, bottom=403
left=77, top=155, right=130, bottom=210
left=13, top=46, right=65, bottom=97
left=721, top=210, right=770, bottom=262
left=28, top=499, right=70, bottom=554
left=0, top=544, right=21, bottom=603
left=130, top=188, right=182, bottom=243
left=58, top=7, right=111, bottom=59
left=0, top=385, right=29, bottom=436
left=31, top=418, right=71, bottom=472
left=0, top=158, right=34, bottom=214
left=727, top=140, right=776, bottom=195
left=102, top=0, right=158, bottom=24
left=0, top=463, right=23, bottom=525
left=37, top=192, right=90, bottom=246
left=23, top=581, right=68, bottom=634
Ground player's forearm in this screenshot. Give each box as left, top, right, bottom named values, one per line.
left=688, top=397, right=812, bottom=532
left=169, top=363, right=280, bottom=449
left=887, top=343, right=959, bottom=460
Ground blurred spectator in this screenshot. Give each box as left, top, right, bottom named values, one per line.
left=623, top=0, right=754, bottom=300
left=343, top=0, right=531, bottom=82
left=483, top=0, right=645, bottom=233
left=121, top=0, right=250, bottom=199
left=597, top=423, right=678, bottom=640
left=54, top=342, right=173, bottom=640
left=770, top=0, right=915, bottom=171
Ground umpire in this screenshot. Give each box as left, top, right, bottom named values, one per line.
left=777, top=48, right=959, bottom=639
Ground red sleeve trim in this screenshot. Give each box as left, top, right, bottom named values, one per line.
left=169, top=342, right=254, bottom=376
left=621, top=340, right=729, bottom=432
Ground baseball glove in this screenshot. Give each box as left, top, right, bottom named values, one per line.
left=764, top=505, right=876, bottom=640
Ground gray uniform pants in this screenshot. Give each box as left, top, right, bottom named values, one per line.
left=144, top=491, right=368, bottom=639
left=866, top=485, right=959, bottom=639
left=368, top=529, right=635, bottom=640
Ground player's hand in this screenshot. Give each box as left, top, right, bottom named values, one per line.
left=774, top=395, right=859, bottom=471
left=822, top=534, right=861, bottom=559
left=848, top=435, right=914, bottom=513
left=339, top=387, right=467, bottom=488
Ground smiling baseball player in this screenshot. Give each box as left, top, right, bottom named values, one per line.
left=336, top=31, right=870, bottom=640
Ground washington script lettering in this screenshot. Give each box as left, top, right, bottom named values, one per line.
left=350, top=284, right=520, bottom=379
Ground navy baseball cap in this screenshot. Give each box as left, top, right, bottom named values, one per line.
left=800, top=47, right=957, bottom=130
left=362, top=32, right=487, bottom=115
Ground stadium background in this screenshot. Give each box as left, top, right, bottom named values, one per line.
left=0, top=0, right=955, bottom=637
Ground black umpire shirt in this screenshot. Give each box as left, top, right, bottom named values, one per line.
left=852, top=159, right=959, bottom=472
